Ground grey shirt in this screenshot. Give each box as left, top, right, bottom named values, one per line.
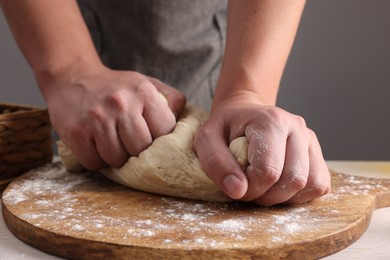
left=78, top=0, right=227, bottom=110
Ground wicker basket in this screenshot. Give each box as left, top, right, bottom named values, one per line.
left=0, top=102, right=53, bottom=190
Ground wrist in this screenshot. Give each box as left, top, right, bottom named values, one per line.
left=212, top=69, right=279, bottom=110
left=35, top=56, right=104, bottom=100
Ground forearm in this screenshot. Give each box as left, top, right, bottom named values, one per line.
left=195, top=1, right=329, bottom=205
left=213, top=0, right=306, bottom=107
left=0, top=0, right=101, bottom=98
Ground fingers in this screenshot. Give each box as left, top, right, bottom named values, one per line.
left=240, top=114, right=328, bottom=206
left=61, top=126, right=107, bottom=171
left=141, top=81, right=177, bottom=138
left=240, top=126, right=286, bottom=201
left=149, top=77, right=186, bottom=118
left=50, top=68, right=185, bottom=171
left=112, top=80, right=177, bottom=158
left=194, top=125, right=248, bottom=199
left=93, top=117, right=130, bottom=168
left=69, top=105, right=155, bottom=169
left=251, top=118, right=310, bottom=206
left=69, top=78, right=181, bottom=169
left=193, top=100, right=329, bottom=206
left=287, top=129, right=331, bottom=204
left=73, top=141, right=107, bottom=171
left=117, top=113, right=153, bottom=157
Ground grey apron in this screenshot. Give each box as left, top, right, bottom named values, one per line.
left=77, top=0, right=227, bottom=110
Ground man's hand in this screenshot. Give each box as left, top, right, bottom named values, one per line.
left=194, top=0, right=328, bottom=206
left=194, top=95, right=330, bottom=206
left=46, top=66, right=185, bottom=170
left=0, top=0, right=186, bottom=171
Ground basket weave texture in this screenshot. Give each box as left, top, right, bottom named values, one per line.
left=0, top=102, right=53, bottom=183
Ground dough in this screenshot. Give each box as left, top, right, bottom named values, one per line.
left=58, top=105, right=249, bottom=202
left=229, top=137, right=249, bottom=168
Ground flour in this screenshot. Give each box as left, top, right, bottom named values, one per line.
left=2, top=164, right=86, bottom=206
left=2, top=164, right=324, bottom=249
left=4, top=163, right=389, bottom=250
left=141, top=230, right=155, bottom=237
left=73, top=224, right=85, bottom=231
left=322, top=173, right=389, bottom=199
left=135, top=219, right=153, bottom=225
left=181, top=213, right=198, bottom=221
left=35, top=200, right=50, bottom=206
left=215, top=219, right=246, bottom=232
left=95, top=223, right=104, bottom=229
left=285, top=223, right=301, bottom=233
left=268, top=207, right=314, bottom=238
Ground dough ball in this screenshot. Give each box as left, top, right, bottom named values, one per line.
left=229, top=137, right=249, bottom=168
left=59, top=105, right=249, bottom=202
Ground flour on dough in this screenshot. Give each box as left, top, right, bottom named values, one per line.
left=58, top=105, right=249, bottom=202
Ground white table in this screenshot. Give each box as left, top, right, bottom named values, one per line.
left=1, top=161, right=389, bottom=259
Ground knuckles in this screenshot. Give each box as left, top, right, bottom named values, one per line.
left=172, top=92, right=187, bottom=112
left=257, top=107, right=310, bottom=134
left=85, top=106, right=106, bottom=126
left=195, top=104, right=329, bottom=206
left=135, top=79, right=158, bottom=101
left=289, top=175, right=308, bottom=191
left=311, top=183, right=331, bottom=197
left=104, top=89, right=129, bottom=113
left=250, top=164, right=281, bottom=187
left=306, top=128, right=317, bottom=140
left=67, top=124, right=87, bottom=141
left=294, top=115, right=307, bottom=129
left=263, top=107, right=288, bottom=131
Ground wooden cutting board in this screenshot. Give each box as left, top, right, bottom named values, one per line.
left=2, top=162, right=390, bottom=259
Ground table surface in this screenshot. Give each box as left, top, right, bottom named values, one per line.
left=1, top=161, right=389, bottom=260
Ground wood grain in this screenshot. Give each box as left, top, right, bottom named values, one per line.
left=2, top=162, right=390, bottom=259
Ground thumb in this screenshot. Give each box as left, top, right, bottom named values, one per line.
left=193, top=126, right=248, bottom=199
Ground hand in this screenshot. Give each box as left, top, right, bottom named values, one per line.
left=45, top=65, right=186, bottom=170
left=193, top=95, right=330, bottom=206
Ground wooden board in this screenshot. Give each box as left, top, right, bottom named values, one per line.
left=2, top=162, right=390, bottom=259
left=0, top=178, right=13, bottom=193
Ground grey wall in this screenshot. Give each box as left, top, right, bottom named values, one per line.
left=1, top=1, right=389, bottom=160
left=278, top=1, right=390, bottom=160
left=0, top=10, right=45, bottom=106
